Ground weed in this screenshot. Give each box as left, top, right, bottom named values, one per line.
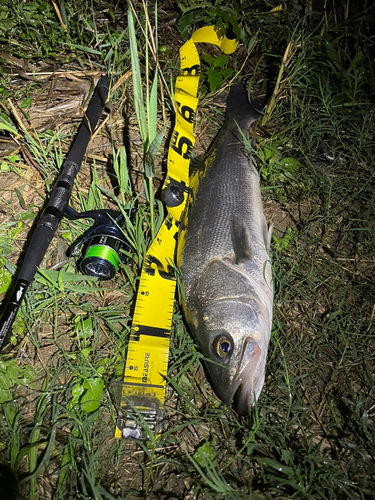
left=177, top=1, right=241, bottom=42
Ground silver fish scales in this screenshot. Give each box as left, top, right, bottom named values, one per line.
left=177, top=81, right=273, bottom=415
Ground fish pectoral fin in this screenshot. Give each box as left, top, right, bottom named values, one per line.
left=188, top=154, right=203, bottom=178
left=262, top=213, right=273, bottom=252
left=231, top=216, right=252, bottom=264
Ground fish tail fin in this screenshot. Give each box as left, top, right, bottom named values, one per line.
left=225, top=81, right=265, bottom=130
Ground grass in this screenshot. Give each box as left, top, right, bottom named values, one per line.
left=0, top=0, right=374, bottom=498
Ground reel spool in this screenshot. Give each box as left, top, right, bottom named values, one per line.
left=65, top=206, right=133, bottom=280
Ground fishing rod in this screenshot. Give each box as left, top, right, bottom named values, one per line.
left=0, top=75, right=110, bottom=352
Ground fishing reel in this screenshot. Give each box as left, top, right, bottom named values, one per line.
left=65, top=206, right=133, bottom=281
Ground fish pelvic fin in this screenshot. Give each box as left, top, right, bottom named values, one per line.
left=225, top=81, right=265, bottom=131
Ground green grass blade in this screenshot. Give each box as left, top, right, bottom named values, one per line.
left=128, top=5, right=147, bottom=146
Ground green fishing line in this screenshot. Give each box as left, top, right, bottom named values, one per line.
left=84, top=245, right=119, bottom=268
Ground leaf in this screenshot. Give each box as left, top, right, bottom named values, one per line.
left=193, top=437, right=216, bottom=466
left=0, top=162, right=10, bottom=172
left=0, top=268, right=11, bottom=294
left=114, top=146, right=129, bottom=194
left=247, top=34, right=258, bottom=53
left=273, top=228, right=293, bottom=251
left=262, top=145, right=280, bottom=162
left=59, top=0, right=68, bottom=26
left=81, top=347, right=92, bottom=359
left=0, top=360, right=37, bottom=403
left=350, top=49, right=364, bottom=70
left=154, top=198, right=165, bottom=235
left=202, top=53, right=215, bottom=66
left=144, top=124, right=166, bottom=178
left=205, top=68, right=223, bottom=92
left=80, top=378, right=104, bottom=413
left=69, top=377, right=104, bottom=413
left=279, top=157, right=301, bottom=172
left=5, top=261, right=16, bottom=275
left=148, top=69, right=158, bottom=145
left=60, top=42, right=102, bottom=55
left=257, top=457, right=296, bottom=478
left=0, top=118, right=18, bottom=135
left=220, top=67, right=234, bottom=80
left=20, top=97, right=32, bottom=109
left=128, top=6, right=147, bottom=145
left=178, top=12, right=193, bottom=39
left=178, top=3, right=212, bottom=15
left=35, top=269, right=98, bottom=283
left=74, top=316, right=94, bottom=340
left=18, top=211, right=36, bottom=221
left=213, top=54, right=228, bottom=68
left=326, top=309, right=342, bottom=325
left=270, top=4, right=283, bottom=15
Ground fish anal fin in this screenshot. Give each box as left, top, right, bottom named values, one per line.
left=231, top=216, right=252, bottom=264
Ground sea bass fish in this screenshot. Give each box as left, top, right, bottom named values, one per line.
left=177, top=81, right=273, bottom=415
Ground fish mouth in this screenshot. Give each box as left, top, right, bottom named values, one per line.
left=229, top=338, right=262, bottom=416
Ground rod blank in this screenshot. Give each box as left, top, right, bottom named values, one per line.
left=0, top=75, right=109, bottom=351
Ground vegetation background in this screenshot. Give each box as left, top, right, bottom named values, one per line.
left=0, top=0, right=374, bottom=498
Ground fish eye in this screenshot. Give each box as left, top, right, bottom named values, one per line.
left=213, top=334, right=233, bottom=358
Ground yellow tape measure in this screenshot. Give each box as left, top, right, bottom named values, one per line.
left=115, top=27, right=238, bottom=440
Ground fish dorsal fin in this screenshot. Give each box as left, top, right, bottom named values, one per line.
left=261, top=213, right=273, bottom=252
left=231, top=216, right=252, bottom=264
